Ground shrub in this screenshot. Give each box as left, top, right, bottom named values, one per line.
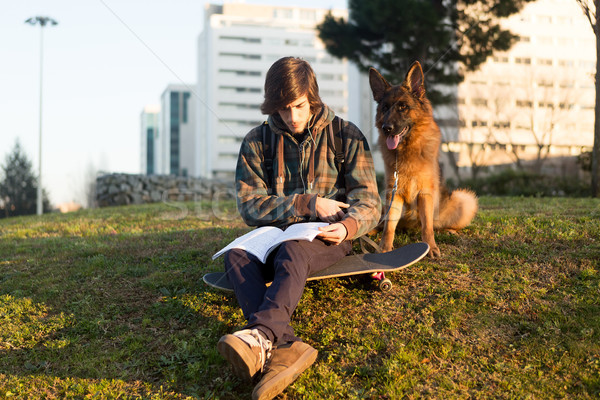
left=449, top=169, right=591, bottom=197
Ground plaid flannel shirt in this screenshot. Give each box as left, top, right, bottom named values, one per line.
left=235, top=105, right=381, bottom=240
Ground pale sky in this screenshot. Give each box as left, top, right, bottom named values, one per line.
left=0, top=0, right=347, bottom=206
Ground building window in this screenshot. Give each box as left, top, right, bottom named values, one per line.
left=516, top=100, right=533, bottom=108
left=560, top=81, right=575, bottom=89
left=515, top=57, right=531, bottom=64
left=493, top=121, right=511, bottom=129
left=219, top=102, right=261, bottom=110
left=170, top=92, right=180, bottom=125
left=219, top=52, right=262, bottom=60
left=300, top=10, right=316, bottom=20
left=218, top=136, right=243, bottom=144
left=321, top=89, right=345, bottom=97
left=266, top=38, right=282, bottom=46
left=183, top=92, right=190, bottom=123
left=557, top=16, right=573, bottom=24
left=537, top=15, right=553, bottom=24
left=219, top=36, right=261, bottom=44
left=273, top=8, right=293, bottom=19
left=558, top=60, right=574, bottom=67
left=146, top=127, right=155, bottom=175
left=219, top=69, right=261, bottom=77
left=319, top=73, right=345, bottom=81
left=219, top=86, right=261, bottom=94
left=218, top=153, right=240, bottom=162
left=558, top=38, right=574, bottom=46
left=221, top=118, right=263, bottom=126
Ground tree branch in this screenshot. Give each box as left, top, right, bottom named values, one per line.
left=575, top=0, right=597, bottom=33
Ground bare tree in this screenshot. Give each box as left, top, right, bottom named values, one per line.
left=455, top=81, right=511, bottom=180
left=510, top=72, right=576, bottom=174
left=575, top=0, right=600, bottom=196
left=452, top=69, right=579, bottom=177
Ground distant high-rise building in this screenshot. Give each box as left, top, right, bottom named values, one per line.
left=158, top=84, right=196, bottom=176
left=140, top=105, right=159, bottom=175
left=195, top=3, right=371, bottom=178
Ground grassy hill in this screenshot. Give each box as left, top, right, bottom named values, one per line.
left=0, top=197, right=599, bottom=399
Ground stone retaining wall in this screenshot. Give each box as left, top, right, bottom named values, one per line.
left=96, top=173, right=234, bottom=207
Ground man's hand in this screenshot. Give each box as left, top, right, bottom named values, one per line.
left=317, top=223, right=347, bottom=245
left=315, top=197, right=350, bottom=223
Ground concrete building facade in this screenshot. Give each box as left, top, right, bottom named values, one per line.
left=140, top=105, right=160, bottom=175
left=158, top=84, right=197, bottom=176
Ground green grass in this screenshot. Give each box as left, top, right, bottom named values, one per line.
left=0, top=197, right=598, bottom=399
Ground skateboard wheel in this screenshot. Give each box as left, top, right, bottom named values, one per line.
left=379, top=278, right=392, bottom=292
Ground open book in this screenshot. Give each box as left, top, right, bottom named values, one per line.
left=212, top=222, right=329, bottom=263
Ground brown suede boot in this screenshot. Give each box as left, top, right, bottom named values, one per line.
left=252, top=341, right=318, bottom=400
left=218, top=329, right=272, bottom=381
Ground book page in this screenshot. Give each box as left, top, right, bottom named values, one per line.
left=212, top=222, right=329, bottom=263
left=212, top=226, right=283, bottom=260
left=276, top=222, right=329, bottom=242
left=259, top=222, right=329, bottom=262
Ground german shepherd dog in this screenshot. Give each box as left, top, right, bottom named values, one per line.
left=369, top=61, right=478, bottom=258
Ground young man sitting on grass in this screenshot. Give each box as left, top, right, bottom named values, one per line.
left=218, top=56, right=380, bottom=400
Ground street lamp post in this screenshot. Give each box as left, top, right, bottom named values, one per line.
left=25, top=16, right=58, bottom=215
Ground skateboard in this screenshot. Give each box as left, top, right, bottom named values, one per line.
left=203, top=242, right=429, bottom=293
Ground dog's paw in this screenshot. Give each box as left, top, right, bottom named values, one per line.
left=428, top=244, right=441, bottom=258
left=380, top=243, right=394, bottom=253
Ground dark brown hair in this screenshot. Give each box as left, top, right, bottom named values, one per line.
left=261, top=57, right=323, bottom=115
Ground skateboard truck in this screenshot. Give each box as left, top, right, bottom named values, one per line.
left=370, top=271, right=393, bottom=292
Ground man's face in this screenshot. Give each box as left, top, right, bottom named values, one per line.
left=277, top=95, right=312, bottom=134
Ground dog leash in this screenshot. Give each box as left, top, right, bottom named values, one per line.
left=379, top=153, right=399, bottom=223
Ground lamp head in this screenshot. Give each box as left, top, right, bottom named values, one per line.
left=25, top=16, right=59, bottom=27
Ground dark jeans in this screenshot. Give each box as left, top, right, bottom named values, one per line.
left=224, top=238, right=352, bottom=344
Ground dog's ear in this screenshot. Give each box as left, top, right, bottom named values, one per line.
left=403, top=61, right=426, bottom=99
left=369, top=68, right=390, bottom=103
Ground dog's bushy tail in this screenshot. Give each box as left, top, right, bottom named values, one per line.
left=435, top=189, right=478, bottom=231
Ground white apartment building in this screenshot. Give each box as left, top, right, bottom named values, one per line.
left=444, top=0, right=595, bottom=178
left=195, top=3, right=372, bottom=178
left=143, top=0, right=593, bottom=181
left=157, top=84, right=197, bottom=176
left=140, top=105, right=160, bottom=175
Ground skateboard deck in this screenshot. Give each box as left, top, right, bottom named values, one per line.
left=203, top=242, right=429, bottom=292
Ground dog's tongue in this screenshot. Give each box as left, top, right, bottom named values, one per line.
left=386, top=135, right=401, bottom=150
